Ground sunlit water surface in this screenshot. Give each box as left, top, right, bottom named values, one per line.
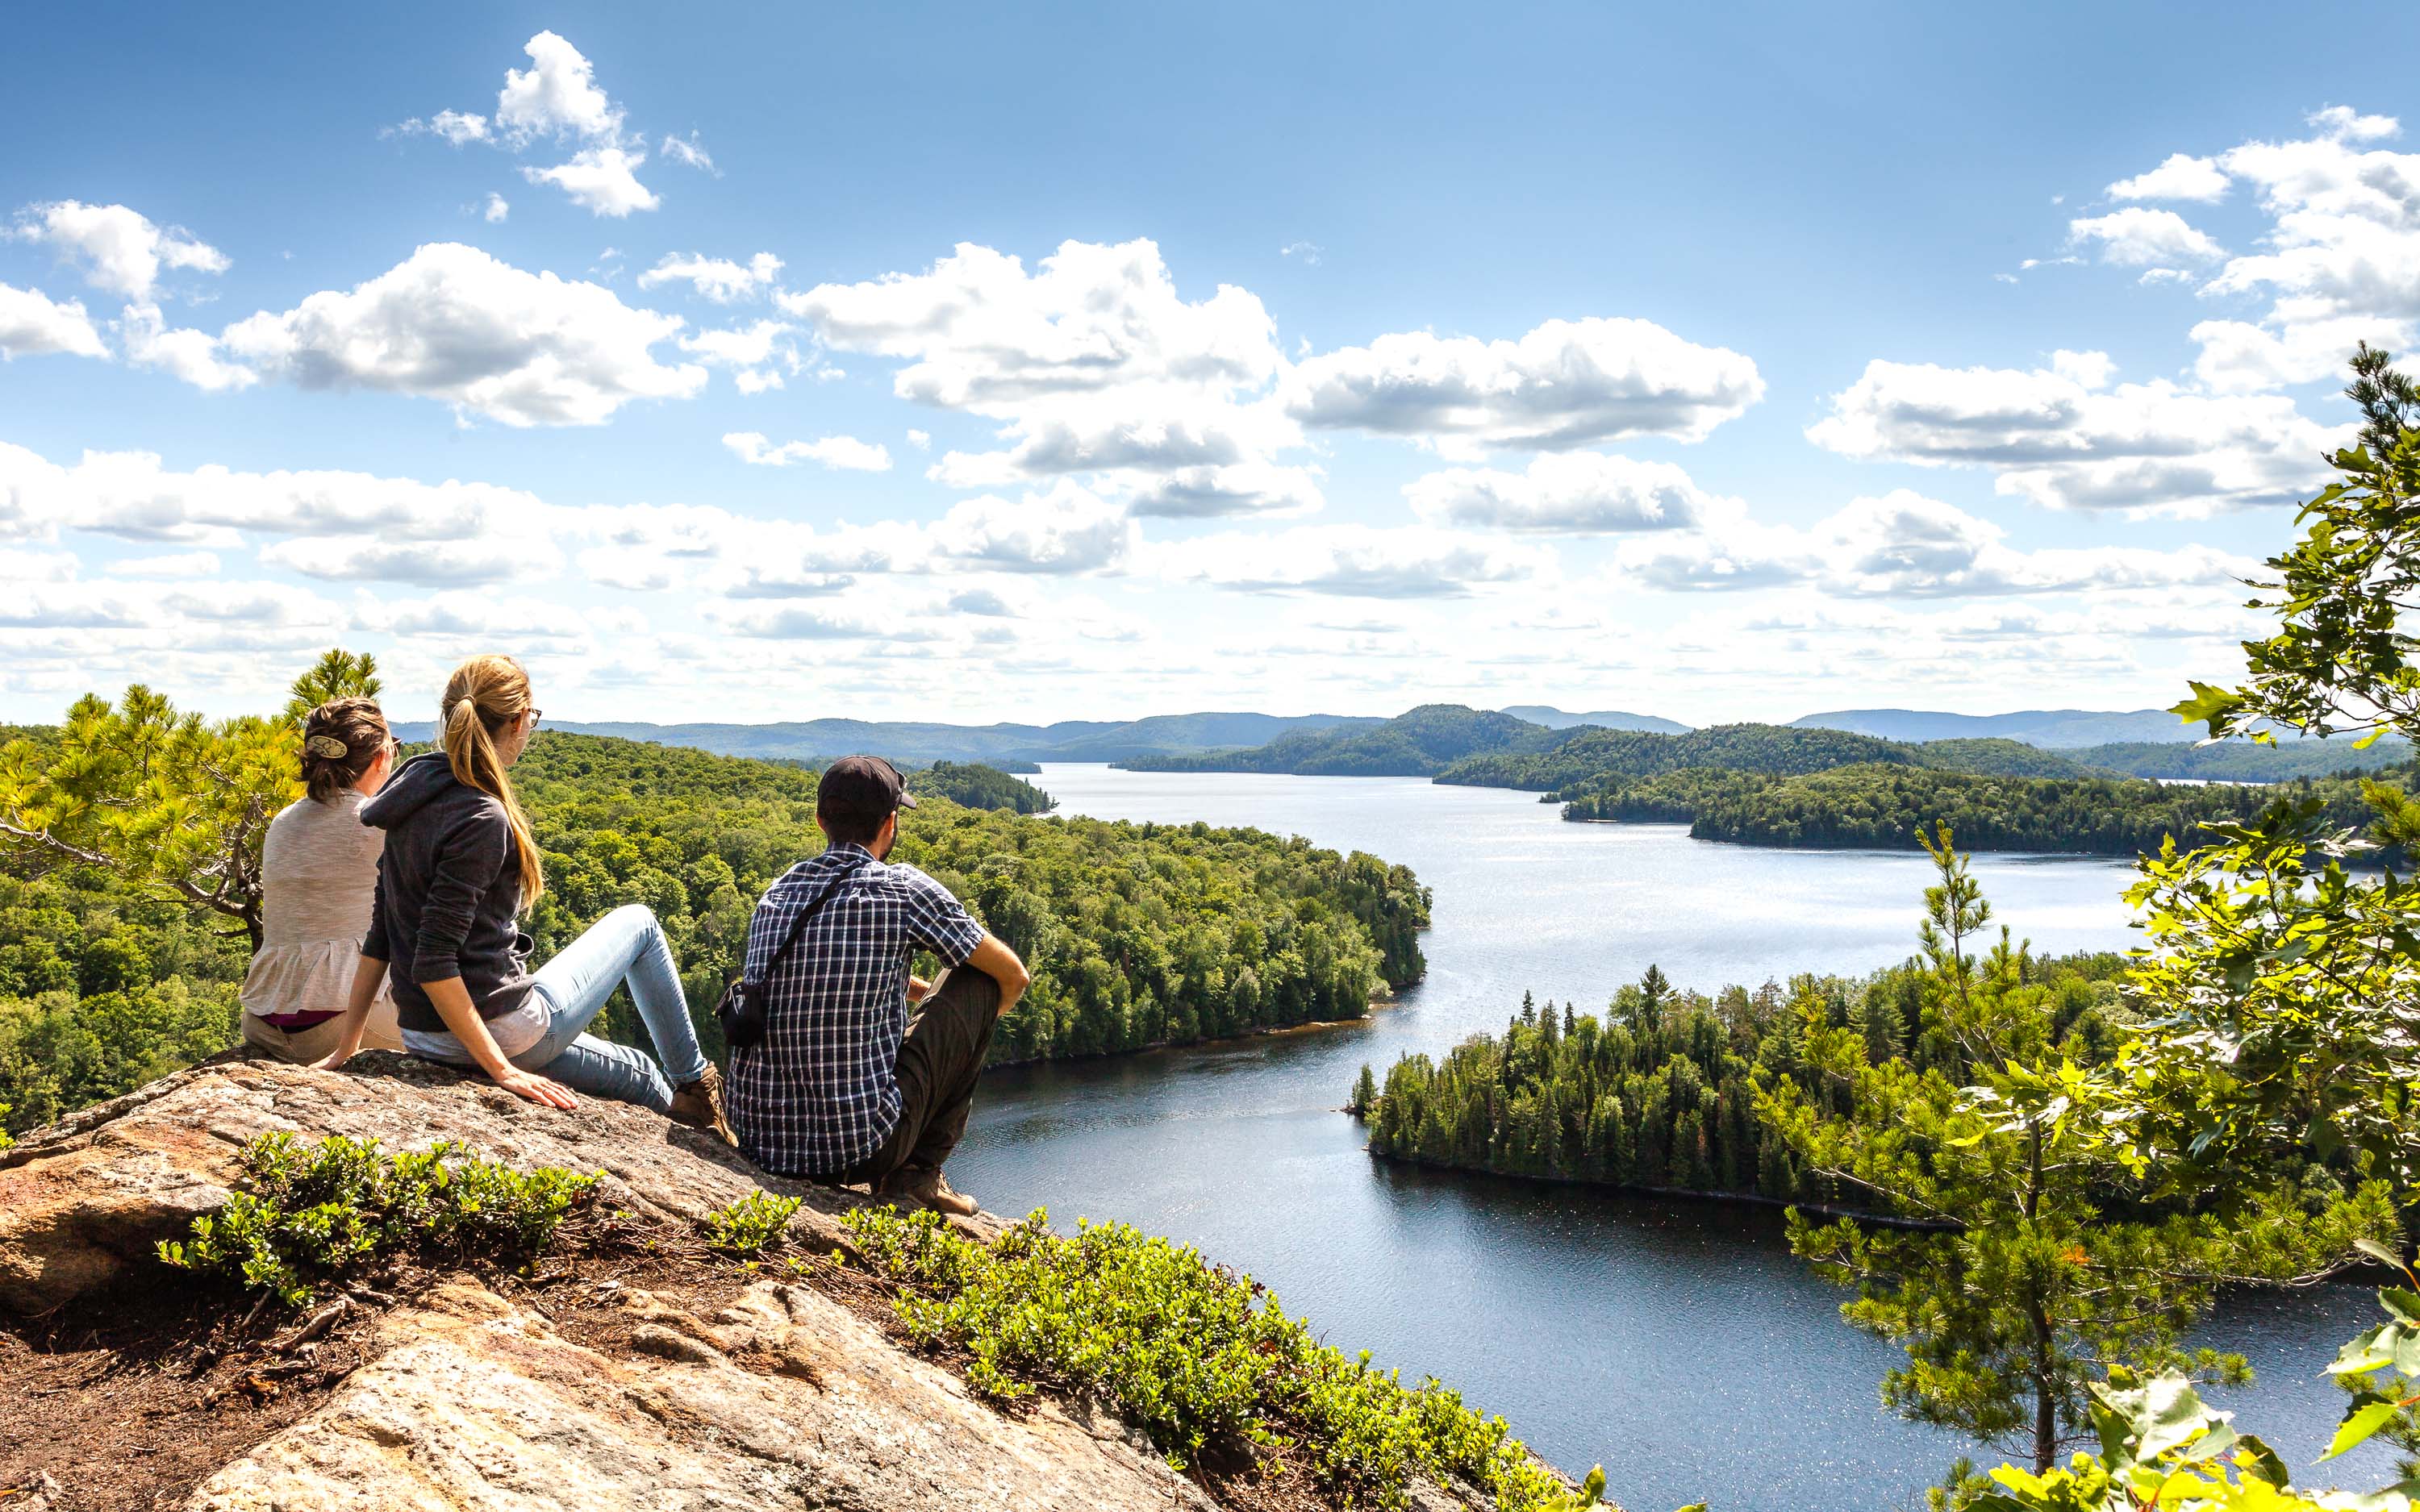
left=950, top=766, right=2377, bottom=1512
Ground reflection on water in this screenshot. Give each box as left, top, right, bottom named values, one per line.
left=950, top=766, right=2375, bottom=1512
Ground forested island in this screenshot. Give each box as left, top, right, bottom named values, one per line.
left=0, top=685, right=1429, bottom=1139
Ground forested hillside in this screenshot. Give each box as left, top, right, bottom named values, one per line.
left=1907, top=738, right=2099, bottom=777
left=1437, top=721, right=1922, bottom=789
left=1561, top=761, right=2388, bottom=856
left=1122, top=703, right=1578, bottom=777
left=2067, top=736, right=2411, bottom=781
left=0, top=689, right=1429, bottom=1139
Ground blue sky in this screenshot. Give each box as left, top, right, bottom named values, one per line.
left=5, top=2, right=2417, bottom=727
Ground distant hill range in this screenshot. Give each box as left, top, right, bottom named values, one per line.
left=1497, top=705, right=1690, bottom=733
left=1792, top=708, right=2206, bottom=748
left=388, top=710, right=1379, bottom=768
left=383, top=702, right=2410, bottom=785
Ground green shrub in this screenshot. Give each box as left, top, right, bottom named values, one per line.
left=158, top=1132, right=599, bottom=1306
left=841, top=1206, right=1603, bottom=1511
left=705, top=1189, right=803, bottom=1256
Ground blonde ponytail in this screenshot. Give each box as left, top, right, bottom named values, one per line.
left=439, top=654, right=544, bottom=904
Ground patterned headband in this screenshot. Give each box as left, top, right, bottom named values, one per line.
left=303, top=734, right=352, bottom=759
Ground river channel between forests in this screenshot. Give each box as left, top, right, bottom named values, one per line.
left=948, top=764, right=2380, bottom=1512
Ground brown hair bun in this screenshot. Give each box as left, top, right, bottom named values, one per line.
left=301, top=698, right=390, bottom=802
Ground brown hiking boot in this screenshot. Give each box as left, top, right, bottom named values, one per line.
left=884, top=1164, right=978, bottom=1218
left=667, top=1064, right=735, bottom=1145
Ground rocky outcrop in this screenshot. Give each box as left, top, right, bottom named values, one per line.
left=0, top=1052, right=887, bottom=1315
left=184, top=1274, right=1217, bottom=1512
left=0, top=1053, right=1508, bottom=1512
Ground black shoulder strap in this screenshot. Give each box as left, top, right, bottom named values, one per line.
left=751, top=854, right=872, bottom=987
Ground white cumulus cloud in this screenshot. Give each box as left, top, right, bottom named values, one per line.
left=217, top=242, right=705, bottom=425
left=2105, top=153, right=2230, bottom=203
left=522, top=147, right=658, bottom=218
left=119, top=302, right=257, bottom=391
left=0, top=282, right=106, bottom=359
left=2067, top=207, right=2224, bottom=266
left=1807, top=353, right=2343, bottom=514
left=1166, top=524, right=1543, bottom=598
left=1405, top=452, right=1722, bottom=533
left=786, top=239, right=1304, bottom=503
left=10, top=201, right=228, bottom=299
left=722, top=431, right=892, bottom=471
left=1621, top=489, right=2250, bottom=598
left=395, top=33, right=658, bottom=216
left=495, top=31, right=624, bottom=145
left=639, top=252, right=782, bottom=302
left=1287, top=316, right=1763, bottom=449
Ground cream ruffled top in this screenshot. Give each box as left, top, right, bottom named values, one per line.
left=240, top=790, right=390, bottom=1018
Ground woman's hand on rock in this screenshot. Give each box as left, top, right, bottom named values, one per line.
left=491, top=1066, right=578, bottom=1110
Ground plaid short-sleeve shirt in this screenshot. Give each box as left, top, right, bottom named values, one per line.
left=725, top=843, right=987, bottom=1177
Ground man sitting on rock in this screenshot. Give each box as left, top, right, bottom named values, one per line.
left=726, top=756, right=1030, bottom=1216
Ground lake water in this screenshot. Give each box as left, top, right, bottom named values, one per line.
left=951, top=766, right=2380, bottom=1512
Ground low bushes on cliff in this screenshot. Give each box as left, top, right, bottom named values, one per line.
left=157, top=1132, right=600, bottom=1306
left=843, top=1205, right=1607, bottom=1511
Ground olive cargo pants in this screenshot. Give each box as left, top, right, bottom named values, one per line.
left=831, top=965, right=1001, bottom=1187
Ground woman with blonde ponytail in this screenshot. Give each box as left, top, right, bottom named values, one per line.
left=322, top=654, right=728, bottom=1139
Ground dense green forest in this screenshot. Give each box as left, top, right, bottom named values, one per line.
left=904, top=760, right=1056, bottom=812
left=2063, top=736, right=2410, bottom=781
left=515, top=733, right=1428, bottom=1065
left=1122, top=703, right=1580, bottom=777
left=0, top=702, right=1429, bottom=1139
left=1436, top=721, right=1926, bottom=789
left=1561, top=760, right=2387, bottom=856
left=1357, top=952, right=2127, bottom=1202
left=1909, top=738, right=2100, bottom=778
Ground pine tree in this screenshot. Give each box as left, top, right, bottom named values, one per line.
left=1759, top=827, right=2389, bottom=1477
left=0, top=649, right=381, bottom=948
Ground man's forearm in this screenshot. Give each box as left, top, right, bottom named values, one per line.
left=966, top=934, right=1031, bottom=1014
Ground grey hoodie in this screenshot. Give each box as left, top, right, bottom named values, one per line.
left=361, top=752, right=535, bottom=1031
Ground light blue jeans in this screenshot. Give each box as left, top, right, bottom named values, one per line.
left=512, top=904, right=709, bottom=1114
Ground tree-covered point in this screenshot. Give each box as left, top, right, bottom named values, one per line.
left=906, top=760, right=1056, bottom=813
left=1357, top=949, right=2129, bottom=1204
left=1563, top=760, right=2391, bottom=857
left=0, top=687, right=1430, bottom=1139
left=1122, top=703, right=1577, bottom=777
